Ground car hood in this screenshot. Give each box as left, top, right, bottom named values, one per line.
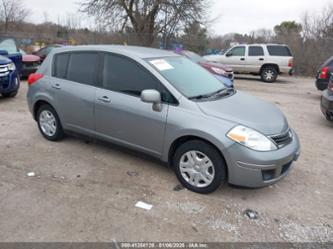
left=199, top=61, right=232, bottom=72
left=197, top=91, right=289, bottom=135
left=0, top=55, right=12, bottom=64
left=23, top=54, right=40, bottom=62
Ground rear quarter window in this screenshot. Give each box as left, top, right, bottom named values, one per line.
left=53, top=53, right=69, bottom=79
left=267, top=46, right=292, bottom=56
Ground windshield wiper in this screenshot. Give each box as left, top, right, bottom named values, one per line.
left=189, top=88, right=234, bottom=101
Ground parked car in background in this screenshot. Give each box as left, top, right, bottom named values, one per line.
left=320, top=75, right=333, bottom=122
left=33, top=44, right=63, bottom=62
left=316, top=56, right=333, bottom=90
left=20, top=49, right=41, bottom=79
left=177, top=50, right=234, bottom=88
left=0, top=37, right=21, bottom=98
left=204, top=44, right=294, bottom=83
left=27, top=45, right=300, bottom=194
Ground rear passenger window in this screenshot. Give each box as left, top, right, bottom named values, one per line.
left=267, top=46, right=292, bottom=56
left=102, top=54, right=177, bottom=104
left=249, top=46, right=264, bottom=56
left=66, top=53, right=99, bottom=86
left=53, top=53, right=69, bottom=79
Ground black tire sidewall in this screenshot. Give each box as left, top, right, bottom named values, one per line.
left=261, top=67, right=278, bottom=83
left=173, top=140, right=227, bottom=194
left=37, top=105, right=64, bottom=141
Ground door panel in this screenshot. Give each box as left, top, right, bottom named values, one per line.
left=95, top=89, right=168, bottom=156
left=55, top=79, right=96, bottom=134
left=245, top=46, right=265, bottom=72
left=223, top=46, right=246, bottom=72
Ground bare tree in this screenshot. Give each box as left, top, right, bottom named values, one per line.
left=0, top=0, right=29, bottom=33
left=80, top=0, right=209, bottom=46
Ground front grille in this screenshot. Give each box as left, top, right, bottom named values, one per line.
left=270, top=129, right=293, bottom=148
left=0, top=64, right=9, bottom=77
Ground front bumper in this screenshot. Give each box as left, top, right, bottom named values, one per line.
left=320, top=90, right=333, bottom=121
left=0, top=71, right=19, bottom=94
left=316, top=78, right=329, bottom=91
left=223, top=129, right=301, bottom=188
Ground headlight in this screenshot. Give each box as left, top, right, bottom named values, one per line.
left=227, top=125, right=277, bottom=151
left=211, top=67, right=227, bottom=76
left=8, top=63, right=16, bottom=71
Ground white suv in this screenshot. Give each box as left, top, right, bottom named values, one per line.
left=204, top=44, right=294, bottom=83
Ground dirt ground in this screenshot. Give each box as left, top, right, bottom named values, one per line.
left=0, top=76, right=332, bottom=242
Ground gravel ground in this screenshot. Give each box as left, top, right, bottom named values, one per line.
left=0, top=76, right=332, bottom=242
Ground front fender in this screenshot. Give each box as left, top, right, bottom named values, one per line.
left=161, top=105, right=236, bottom=162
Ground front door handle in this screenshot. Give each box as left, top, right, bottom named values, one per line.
left=98, top=96, right=111, bottom=103
left=240, top=58, right=245, bottom=61
left=52, top=83, right=61, bottom=90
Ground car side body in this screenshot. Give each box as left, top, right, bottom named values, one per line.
left=27, top=45, right=300, bottom=193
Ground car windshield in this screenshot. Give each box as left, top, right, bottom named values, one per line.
left=182, top=51, right=205, bottom=63
left=147, top=56, right=226, bottom=99
left=0, top=38, right=18, bottom=54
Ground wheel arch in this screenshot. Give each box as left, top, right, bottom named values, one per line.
left=260, top=63, right=280, bottom=74
left=167, top=135, right=229, bottom=177
left=33, top=100, right=56, bottom=121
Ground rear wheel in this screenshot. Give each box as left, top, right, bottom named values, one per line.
left=261, top=66, right=278, bottom=83
left=173, top=140, right=227, bottom=194
left=37, top=104, right=64, bottom=141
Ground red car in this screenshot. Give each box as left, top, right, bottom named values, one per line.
left=177, top=50, right=234, bottom=87
left=20, top=49, right=41, bottom=79
left=33, top=44, right=63, bottom=62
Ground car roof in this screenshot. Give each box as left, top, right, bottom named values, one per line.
left=53, top=45, right=179, bottom=59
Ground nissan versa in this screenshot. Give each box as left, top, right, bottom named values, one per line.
left=27, top=45, right=301, bottom=194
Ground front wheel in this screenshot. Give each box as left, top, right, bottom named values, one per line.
left=261, top=66, right=278, bottom=83
left=173, top=140, right=227, bottom=194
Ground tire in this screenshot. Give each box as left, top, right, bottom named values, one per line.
left=261, top=66, right=278, bottom=83
left=173, top=140, right=227, bottom=194
left=2, top=90, right=18, bottom=98
left=37, top=104, right=64, bottom=141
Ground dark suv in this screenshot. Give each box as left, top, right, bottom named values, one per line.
left=316, top=56, right=333, bottom=90
left=0, top=37, right=22, bottom=97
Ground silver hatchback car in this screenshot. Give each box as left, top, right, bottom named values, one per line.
left=27, top=45, right=300, bottom=194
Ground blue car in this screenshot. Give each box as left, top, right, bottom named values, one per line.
left=0, top=37, right=22, bottom=98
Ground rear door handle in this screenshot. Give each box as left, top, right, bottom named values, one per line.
left=259, top=58, right=264, bottom=61
left=98, top=96, right=111, bottom=103
left=52, top=83, right=61, bottom=90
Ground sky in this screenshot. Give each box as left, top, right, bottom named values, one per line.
left=24, top=0, right=332, bottom=36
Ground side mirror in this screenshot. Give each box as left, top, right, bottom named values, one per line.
left=226, top=52, right=232, bottom=57
left=141, top=89, right=162, bottom=112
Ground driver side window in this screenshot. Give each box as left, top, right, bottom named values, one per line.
left=102, top=53, right=177, bottom=104
left=228, top=46, right=245, bottom=56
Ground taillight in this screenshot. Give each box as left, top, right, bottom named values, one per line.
left=288, top=58, right=293, bottom=68
left=319, top=67, right=329, bottom=79
left=28, top=73, right=43, bottom=85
